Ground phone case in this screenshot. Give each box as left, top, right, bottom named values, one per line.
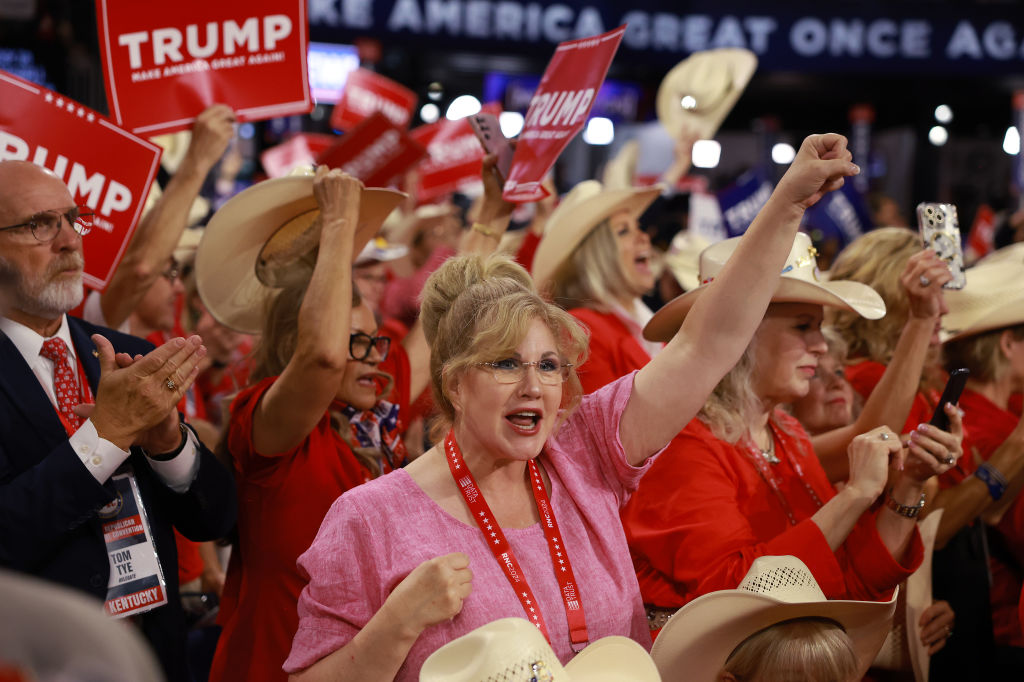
left=468, top=113, right=513, bottom=181
left=916, top=202, right=966, bottom=289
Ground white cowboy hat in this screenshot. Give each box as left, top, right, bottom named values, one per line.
left=976, top=241, right=1024, bottom=267
left=196, top=170, right=405, bottom=333
left=532, top=180, right=663, bottom=292
left=173, top=227, right=204, bottom=266
left=663, top=230, right=713, bottom=292
left=602, top=139, right=640, bottom=190
left=650, top=556, right=897, bottom=682
left=419, top=617, right=661, bottom=682
left=656, top=49, right=758, bottom=141
left=355, top=236, right=408, bottom=266
left=940, top=259, right=1024, bottom=342
left=644, top=232, right=886, bottom=342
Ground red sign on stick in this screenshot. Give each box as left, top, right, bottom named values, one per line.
left=411, top=102, right=501, bottom=202
left=96, top=0, right=312, bottom=136
left=316, top=113, right=426, bottom=188
left=503, top=25, right=626, bottom=203
left=261, top=133, right=335, bottom=178
left=330, top=68, right=417, bottom=131
left=0, top=70, right=161, bottom=291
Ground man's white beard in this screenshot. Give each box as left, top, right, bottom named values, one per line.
left=0, top=253, right=85, bottom=320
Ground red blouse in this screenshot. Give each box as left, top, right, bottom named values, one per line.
left=621, top=411, right=923, bottom=611
left=570, top=308, right=652, bottom=395
left=845, top=359, right=938, bottom=435
left=208, top=347, right=410, bottom=682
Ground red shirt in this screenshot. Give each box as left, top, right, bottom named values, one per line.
left=621, top=411, right=922, bottom=611
left=208, top=346, right=411, bottom=682
left=570, top=308, right=652, bottom=395
left=845, top=359, right=938, bottom=435
left=942, top=389, right=1023, bottom=646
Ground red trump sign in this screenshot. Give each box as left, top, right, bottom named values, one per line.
left=503, top=25, right=626, bottom=203
left=330, top=68, right=418, bottom=131
left=411, top=102, right=501, bottom=202
left=96, top=0, right=312, bottom=136
left=0, top=70, right=161, bottom=290
left=316, top=113, right=426, bottom=188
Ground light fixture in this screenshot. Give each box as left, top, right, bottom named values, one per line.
left=1003, top=127, right=1020, bottom=155
left=582, top=117, right=614, bottom=145
left=445, top=95, right=481, bottom=120
left=934, top=105, right=953, bottom=124
left=692, top=139, right=721, bottom=168
left=499, top=111, right=524, bottom=138
left=419, top=103, right=440, bottom=123
left=928, top=125, right=948, bottom=146
left=771, top=142, right=796, bottom=165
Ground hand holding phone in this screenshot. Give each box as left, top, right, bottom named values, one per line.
left=916, top=202, right=966, bottom=289
left=929, top=368, right=969, bottom=431
left=468, top=113, right=513, bottom=183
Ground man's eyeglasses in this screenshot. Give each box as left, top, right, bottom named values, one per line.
left=0, top=206, right=94, bottom=243
left=350, top=332, right=391, bottom=362
left=475, top=358, right=573, bottom=385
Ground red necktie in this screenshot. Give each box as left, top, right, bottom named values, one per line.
left=40, top=337, right=83, bottom=436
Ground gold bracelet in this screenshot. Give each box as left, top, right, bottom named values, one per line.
left=885, top=488, right=926, bottom=519
left=471, top=222, right=500, bottom=239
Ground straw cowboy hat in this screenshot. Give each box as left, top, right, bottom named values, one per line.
left=663, top=230, right=713, bottom=292
left=940, top=259, right=1024, bottom=342
left=419, top=617, right=661, bottom=682
left=871, top=511, right=943, bottom=682
left=196, top=170, right=405, bottom=333
left=976, top=241, right=1024, bottom=267
left=532, top=180, right=663, bottom=292
left=650, top=555, right=897, bottom=682
left=656, top=48, right=758, bottom=141
left=355, top=236, right=408, bottom=266
left=644, top=232, right=886, bottom=342
left=602, top=139, right=640, bottom=190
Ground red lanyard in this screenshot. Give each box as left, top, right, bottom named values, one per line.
left=443, top=430, right=589, bottom=650
left=743, top=421, right=823, bottom=526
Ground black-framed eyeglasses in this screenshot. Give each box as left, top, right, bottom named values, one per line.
left=349, top=332, right=391, bottom=362
left=0, top=206, right=94, bottom=243
left=475, top=358, right=573, bottom=385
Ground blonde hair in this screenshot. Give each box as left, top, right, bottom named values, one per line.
left=944, top=324, right=1024, bottom=384
left=699, top=339, right=762, bottom=444
left=420, top=253, right=589, bottom=441
left=721, top=617, right=859, bottom=682
left=826, top=228, right=921, bottom=363
left=547, top=220, right=634, bottom=311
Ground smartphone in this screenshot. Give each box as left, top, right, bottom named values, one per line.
left=916, top=202, right=967, bottom=289
left=928, top=368, right=969, bottom=431
left=468, top=113, right=513, bottom=183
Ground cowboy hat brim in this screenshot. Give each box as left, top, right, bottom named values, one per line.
left=644, top=277, right=886, bottom=343
left=564, top=636, right=661, bottom=682
left=533, top=183, right=663, bottom=292
left=650, top=588, right=897, bottom=682
left=940, top=260, right=1024, bottom=342
left=196, top=175, right=404, bottom=333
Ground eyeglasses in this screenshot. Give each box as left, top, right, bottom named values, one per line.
left=161, top=264, right=181, bottom=282
left=475, top=358, right=573, bottom=385
left=349, top=332, right=391, bottom=362
left=0, top=206, right=94, bottom=243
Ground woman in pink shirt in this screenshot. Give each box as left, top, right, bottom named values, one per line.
left=284, top=135, right=863, bottom=681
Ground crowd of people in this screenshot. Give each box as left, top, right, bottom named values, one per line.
left=2, top=99, right=1024, bottom=682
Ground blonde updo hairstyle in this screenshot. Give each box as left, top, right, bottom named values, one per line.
left=421, top=254, right=589, bottom=441
left=719, top=617, right=859, bottom=682
left=826, top=227, right=921, bottom=363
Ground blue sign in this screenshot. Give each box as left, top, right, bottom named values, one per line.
left=716, top=167, right=774, bottom=237
left=309, top=1, right=1024, bottom=74
left=803, top=181, right=875, bottom=246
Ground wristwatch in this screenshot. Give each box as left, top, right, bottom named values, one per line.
left=885, top=488, right=927, bottom=519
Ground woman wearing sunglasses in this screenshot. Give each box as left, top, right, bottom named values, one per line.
left=283, top=135, right=863, bottom=682
left=207, top=168, right=432, bottom=682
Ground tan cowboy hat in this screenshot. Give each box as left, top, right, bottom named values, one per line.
left=656, top=49, right=758, bottom=141
left=602, top=139, right=640, bottom=190
left=419, top=617, right=661, bottom=682
left=940, top=259, right=1024, bottom=342
left=644, top=232, right=886, bottom=342
left=150, top=130, right=191, bottom=174
left=977, top=241, right=1024, bottom=267
left=196, top=171, right=405, bottom=333
left=173, top=227, right=204, bottom=266
left=532, top=180, right=663, bottom=292
left=663, top=230, right=713, bottom=292
left=650, top=555, right=897, bottom=682
left=355, top=236, right=408, bottom=266
left=381, top=203, right=460, bottom=245
left=142, top=180, right=210, bottom=228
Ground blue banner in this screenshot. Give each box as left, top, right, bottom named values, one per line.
left=309, top=1, right=1024, bottom=74
left=483, top=72, right=642, bottom=121
left=716, top=166, right=773, bottom=237
left=802, top=181, right=874, bottom=247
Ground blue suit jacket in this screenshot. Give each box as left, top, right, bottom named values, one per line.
left=0, top=316, right=237, bottom=682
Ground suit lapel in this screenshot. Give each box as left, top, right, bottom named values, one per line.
left=0, top=326, right=69, bottom=450
left=69, top=318, right=102, bottom=393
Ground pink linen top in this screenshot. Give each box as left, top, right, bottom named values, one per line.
left=284, top=373, right=654, bottom=680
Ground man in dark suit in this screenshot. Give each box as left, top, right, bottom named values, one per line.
left=0, top=160, right=236, bottom=681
